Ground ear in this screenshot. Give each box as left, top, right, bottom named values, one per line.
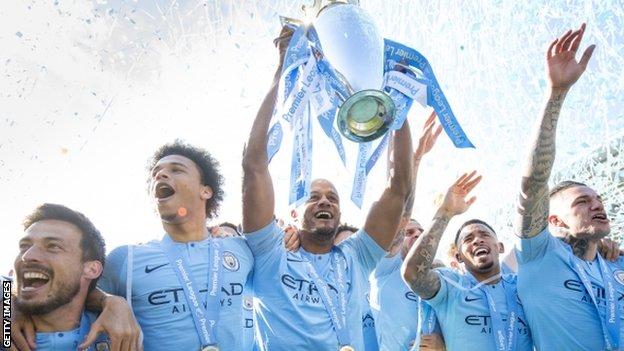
left=455, top=252, right=463, bottom=263
left=200, top=185, right=213, bottom=201
left=548, top=214, right=568, bottom=229
left=83, top=260, right=103, bottom=280
left=498, top=242, right=505, bottom=254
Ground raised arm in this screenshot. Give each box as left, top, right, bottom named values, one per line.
left=241, top=29, right=290, bottom=233
left=363, top=120, right=413, bottom=249
left=405, top=112, right=442, bottom=217
left=515, top=23, right=595, bottom=238
left=402, top=172, right=481, bottom=299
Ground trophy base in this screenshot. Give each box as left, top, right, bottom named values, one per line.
left=337, top=89, right=396, bottom=143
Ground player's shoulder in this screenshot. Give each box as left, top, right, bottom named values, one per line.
left=107, top=239, right=163, bottom=262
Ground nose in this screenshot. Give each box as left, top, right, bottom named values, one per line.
left=154, top=168, right=170, bottom=181
left=318, top=195, right=331, bottom=207
left=21, top=245, right=44, bottom=263
left=591, top=198, right=605, bottom=212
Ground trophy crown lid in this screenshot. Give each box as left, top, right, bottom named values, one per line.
left=303, top=0, right=360, bottom=18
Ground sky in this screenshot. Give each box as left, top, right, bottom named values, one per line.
left=1, top=0, right=623, bottom=275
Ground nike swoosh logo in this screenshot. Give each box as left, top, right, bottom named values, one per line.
left=286, top=258, right=305, bottom=262
left=145, top=263, right=168, bottom=273
left=464, top=296, right=482, bottom=302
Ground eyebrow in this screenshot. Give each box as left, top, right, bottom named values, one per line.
left=152, top=162, right=189, bottom=173
left=19, top=236, right=64, bottom=245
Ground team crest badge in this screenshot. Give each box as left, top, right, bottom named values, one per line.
left=243, top=296, right=253, bottom=311
left=222, top=251, right=240, bottom=271
left=613, top=269, right=624, bottom=286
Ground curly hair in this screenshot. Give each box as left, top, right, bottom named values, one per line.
left=148, top=140, right=224, bottom=219
left=23, top=203, right=105, bottom=291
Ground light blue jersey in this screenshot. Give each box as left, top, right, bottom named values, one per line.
left=370, top=255, right=439, bottom=351
left=362, top=290, right=379, bottom=351
left=426, top=268, right=533, bottom=351
left=516, top=227, right=624, bottom=350
left=243, top=280, right=257, bottom=351
left=245, top=221, right=385, bottom=350
left=98, top=234, right=253, bottom=351
left=35, top=311, right=108, bottom=351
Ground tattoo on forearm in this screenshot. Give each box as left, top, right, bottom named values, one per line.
left=405, top=215, right=450, bottom=299
left=517, top=91, right=567, bottom=238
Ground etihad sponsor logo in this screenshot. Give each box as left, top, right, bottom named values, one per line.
left=362, top=312, right=375, bottom=328
left=281, top=274, right=352, bottom=304
left=147, top=283, right=244, bottom=313
left=564, top=279, right=624, bottom=304
left=405, top=291, right=419, bottom=302
left=465, top=314, right=529, bottom=335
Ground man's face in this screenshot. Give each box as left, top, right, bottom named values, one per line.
left=550, top=185, right=610, bottom=240
left=301, top=179, right=341, bottom=239
left=150, top=155, right=212, bottom=222
left=456, top=223, right=503, bottom=275
left=403, top=220, right=424, bottom=250
left=400, top=220, right=424, bottom=257
left=14, top=220, right=85, bottom=315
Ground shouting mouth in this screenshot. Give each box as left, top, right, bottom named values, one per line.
left=155, top=182, right=175, bottom=202
left=473, top=246, right=490, bottom=258
left=314, top=211, right=333, bottom=220
left=20, top=269, right=51, bottom=294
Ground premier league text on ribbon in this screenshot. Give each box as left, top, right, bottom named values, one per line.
left=2, top=280, right=10, bottom=349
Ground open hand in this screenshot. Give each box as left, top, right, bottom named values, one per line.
left=415, top=111, right=443, bottom=161
left=439, top=171, right=482, bottom=217
left=547, top=23, right=595, bottom=91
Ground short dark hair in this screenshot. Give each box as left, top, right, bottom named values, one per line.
left=22, top=203, right=105, bottom=291
left=148, top=140, right=224, bottom=219
left=549, top=180, right=588, bottom=198
left=454, top=219, right=497, bottom=245
left=218, top=222, right=240, bottom=235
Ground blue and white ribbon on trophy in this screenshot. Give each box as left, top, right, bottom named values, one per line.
left=268, top=12, right=473, bottom=208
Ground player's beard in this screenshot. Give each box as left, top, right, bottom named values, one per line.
left=313, top=226, right=337, bottom=240
left=559, top=228, right=607, bottom=258
left=17, top=276, right=81, bottom=316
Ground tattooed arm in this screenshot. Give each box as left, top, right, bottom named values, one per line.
left=516, top=23, right=595, bottom=238
left=402, top=172, right=482, bottom=299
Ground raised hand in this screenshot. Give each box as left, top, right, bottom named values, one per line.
left=439, top=171, right=482, bottom=217
left=415, top=111, right=443, bottom=161
left=547, top=23, right=596, bottom=91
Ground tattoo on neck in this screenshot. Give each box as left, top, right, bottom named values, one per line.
left=560, top=234, right=589, bottom=258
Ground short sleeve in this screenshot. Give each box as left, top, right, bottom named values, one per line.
left=516, top=227, right=555, bottom=265
left=244, top=220, right=283, bottom=262
left=339, top=228, right=386, bottom=275
left=425, top=268, right=460, bottom=307
left=98, top=245, right=128, bottom=297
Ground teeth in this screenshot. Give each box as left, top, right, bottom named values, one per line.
left=315, top=211, right=332, bottom=219
left=23, top=272, right=49, bottom=280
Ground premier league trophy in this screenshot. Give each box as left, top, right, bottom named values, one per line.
left=306, top=0, right=394, bottom=142
left=269, top=0, right=473, bottom=207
